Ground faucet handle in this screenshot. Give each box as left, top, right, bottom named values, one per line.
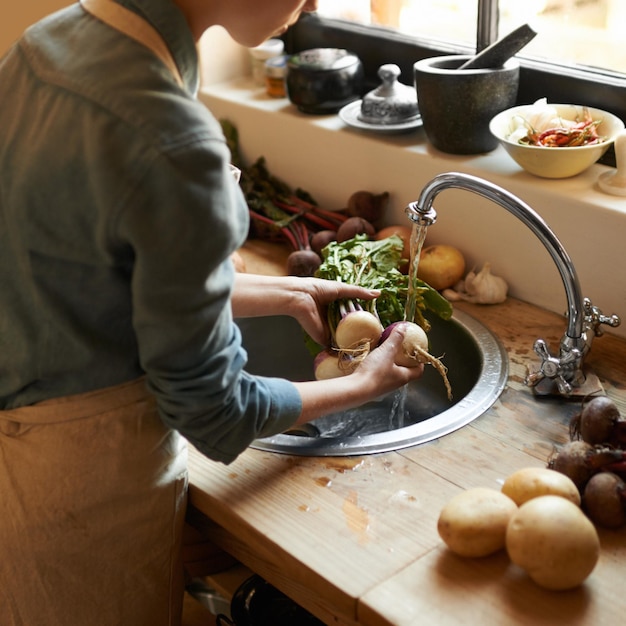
left=583, top=297, right=621, bottom=337
left=525, top=339, right=581, bottom=395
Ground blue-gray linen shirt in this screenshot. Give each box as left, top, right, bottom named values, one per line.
left=0, top=0, right=302, bottom=463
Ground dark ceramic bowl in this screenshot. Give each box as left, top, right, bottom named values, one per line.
left=414, top=55, right=519, bottom=154
left=286, top=48, right=364, bottom=114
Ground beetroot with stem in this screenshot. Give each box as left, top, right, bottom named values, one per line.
left=227, top=141, right=342, bottom=275
left=284, top=220, right=321, bottom=276
left=249, top=208, right=322, bottom=277
left=549, top=440, right=626, bottom=492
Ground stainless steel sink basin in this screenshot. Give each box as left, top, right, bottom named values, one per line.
left=236, top=309, right=508, bottom=456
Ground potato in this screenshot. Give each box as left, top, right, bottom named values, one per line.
left=437, top=487, right=518, bottom=557
left=506, top=495, right=600, bottom=590
left=501, top=467, right=581, bottom=507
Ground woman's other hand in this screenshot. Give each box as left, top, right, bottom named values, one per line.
left=232, top=274, right=379, bottom=346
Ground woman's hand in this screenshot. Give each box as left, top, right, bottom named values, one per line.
left=232, top=274, right=379, bottom=345
left=285, top=277, right=380, bottom=346
left=352, top=323, right=426, bottom=394
left=292, top=324, right=425, bottom=425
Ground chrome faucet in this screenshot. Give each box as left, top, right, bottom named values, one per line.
left=405, top=172, right=620, bottom=395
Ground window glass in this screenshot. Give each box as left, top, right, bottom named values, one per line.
left=317, top=0, right=477, bottom=48
left=316, top=0, right=626, bottom=76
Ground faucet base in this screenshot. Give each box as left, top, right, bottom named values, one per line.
left=528, top=367, right=604, bottom=399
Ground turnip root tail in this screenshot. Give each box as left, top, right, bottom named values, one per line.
left=408, top=345, right=452, bottom=401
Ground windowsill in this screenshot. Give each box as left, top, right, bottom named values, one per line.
left=199, top=77, right=626, bottom=339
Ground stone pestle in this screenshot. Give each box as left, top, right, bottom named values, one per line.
left=458, top=24, right=537, bottom=70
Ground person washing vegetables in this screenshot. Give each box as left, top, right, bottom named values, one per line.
left=0, top=1, right=425, bottom=624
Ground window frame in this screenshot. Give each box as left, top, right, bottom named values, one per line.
left=284, top=12, right=626, bottom=165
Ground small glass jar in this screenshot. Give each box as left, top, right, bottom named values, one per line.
left=265, top=55, right=287, bottom=98
left=249, top=39, right=284, bottom=86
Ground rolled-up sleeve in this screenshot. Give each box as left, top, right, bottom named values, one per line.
left=115, top=131, right=302, bottom=463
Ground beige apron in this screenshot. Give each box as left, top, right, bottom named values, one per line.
left=0, top=7, right=193, bottom=624
left=0, top=378, right=188, bottom=626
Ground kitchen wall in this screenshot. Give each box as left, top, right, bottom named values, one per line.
left=0, top=0, right=71, bottom=55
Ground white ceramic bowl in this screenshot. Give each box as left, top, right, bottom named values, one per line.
left=489, top=103, right=625, bottom=178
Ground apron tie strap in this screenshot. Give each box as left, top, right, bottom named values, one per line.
left=80, top=0, right=185, bottom=88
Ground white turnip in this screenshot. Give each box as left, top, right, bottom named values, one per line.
left=334, top=309, right=383, bottom=352
left=313, top=349, right=356, bottom=380
left=381, top=321, right=429, bottom=367
left=380, top=321, right=452, bottom=400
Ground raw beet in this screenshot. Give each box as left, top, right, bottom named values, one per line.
left=571, top=396, right=626, bottom=448
left=549, top=441, right=598, bottom=492
left=583, top=471, right=626, bottom=529
left=310, top=230, right=337, bottom=255
left=336, top=217, right=376, bottom=243
left=345, top=190, right=389, bottom=225
left=286, top=250, right=322, bottom=277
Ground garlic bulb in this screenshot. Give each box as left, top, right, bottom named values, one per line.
left=443, top=262, right=508, bottom=305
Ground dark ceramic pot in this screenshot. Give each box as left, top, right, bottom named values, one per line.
left=286, top=48, right=364, bottom=114
left=414, top=55, right=519, bottom=154
left=225, top=575, right=324, bottom=626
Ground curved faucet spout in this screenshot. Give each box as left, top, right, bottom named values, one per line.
left=406, top=172, right=584, bottom=339
left=405, top=172, right=619, bottom=395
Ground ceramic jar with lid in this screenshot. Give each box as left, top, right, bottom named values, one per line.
left=286, top=48, right=364, bottom=114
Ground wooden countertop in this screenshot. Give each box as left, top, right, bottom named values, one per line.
left=187, top=241, right=626, bottom=625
